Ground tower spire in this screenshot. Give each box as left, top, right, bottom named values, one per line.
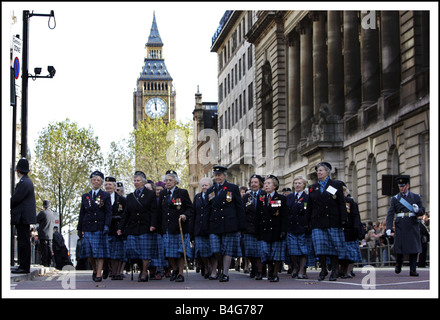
left=147, top=11, right=163, bottom=46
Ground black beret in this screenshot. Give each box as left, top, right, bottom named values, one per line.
left=315, top=162, right=332, bottom=171
left=90, top=170, right=104, bottom=179
left=213, top=165, right=228, bottom=173
left=134, top=171, right=146, bottom=179
left=105, top=176, right=116, bottom=182
left=166, top=170, right=178, bottom=176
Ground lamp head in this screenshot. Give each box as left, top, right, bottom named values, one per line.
left=48, top=66, right=56, bottom=77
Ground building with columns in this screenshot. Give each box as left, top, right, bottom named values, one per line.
left=211, top=10, right=430, bottom=222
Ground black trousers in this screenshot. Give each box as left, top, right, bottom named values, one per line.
left=16, top=224, right=31, bottom=272
left=40, top=239, right=53, bottom=267
left=396, top=253, right=418, bottom=271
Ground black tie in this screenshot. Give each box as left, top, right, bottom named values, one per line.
left=252, top=192, right=257, bottom=207
left=167, top=190, right=172, bottom=203
left=401, top=193, right=406, bottom=199
left=296, top=193, right=299, bottom=200
left=93, top=191, right=97, bottom=200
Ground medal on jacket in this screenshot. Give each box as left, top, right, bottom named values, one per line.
left=208, top=192, right=215, bottom=201
left=270, top=200, right=281, bottom=207
left=346, top=202, right=351, bottom=213
left=96, top=195, right=104, bottom=208
left=226, top=191, right=233, bottom=202
left=86, top=195, right=91, bottom=207
left=172, top=198, right=182, bottom=210
left=118, top=203, right=123, bottom=212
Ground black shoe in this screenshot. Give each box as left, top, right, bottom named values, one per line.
left=102, top=269, right=109, bottom=279
left=329, top=271, right=338, bottom=281
left=255, top=272, right=263, bottom=280
left=270, top=276, right=279, bottom=282
left=170, top=270, right=178, bottom=281
left=318, top=269, right=328, bottom=281
left=11, top=268, right=29, bottom=274
left=219, top=274, right=229, bottom=282
left=291, top=272, right=298, bottom=279
left=92, top=272, right=97, bottom=281
left=395, top=264, right=402, bottom=274
left=298, top=274, right=308, bottom=279
left=410, top=270, right=419, bottom=277
left=175, top=274, right=185, bottom=282
left=94, top=276, right=102, bottom=282
left=209, top=273, right=219, bottom=280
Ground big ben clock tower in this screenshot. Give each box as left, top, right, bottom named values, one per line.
left=133, top=12, right=176, bottom=127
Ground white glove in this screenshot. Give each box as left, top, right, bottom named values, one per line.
left=413, top=204, right=419, bottom=213
left=386, top=229, right=391, bottom=237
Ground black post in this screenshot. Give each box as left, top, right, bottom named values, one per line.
left=21, top=10, right=30, bottom=158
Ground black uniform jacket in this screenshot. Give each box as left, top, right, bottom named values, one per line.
left=119, top=188, right=157, bottom=236
left=386, top=192, right=425, bottom=254
left=304, top=179, right=347, bottom=229
left=190, top=192, right=209, bottom=237
left=343, top=197, right=362, bottom=241
left=256, top=191, right=288, bottom=242
left=242, top=190, right=265, bottom=235
left=206, top=181, right=246, bottom=235
left=78, top=189, right=112, bottom=234
left=158, top=187, right=192, bottom=235
left=286, top=192, right=309, bottom=235
left=11, top=175, right=37, bottom=225
left=109, top=193, right=126, bottom=236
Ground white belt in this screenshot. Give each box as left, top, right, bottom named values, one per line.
left=397, top=212, right=416, bottom=218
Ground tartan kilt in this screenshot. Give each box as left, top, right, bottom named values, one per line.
left=286, top=233, right=308, bottom=256
left=311, top=227, right=346, bottom=258
left=242, top=233, right=262, bottom=258
left=108, top=235, right=126, bottom=261
left=125, top=233, right=158, bottom=260
left=164, top=232, right=193, bottom=259
left=149, top=233, right=165, bottom=267
left=261, top=239, right=286, bottom=262
left=194, top=235, right=211, bottom=258
left=341, top=240, right=362, bottom=262
left=80, top=231, right=110, bottom=259
left=209, top=232, right=242, bottom=257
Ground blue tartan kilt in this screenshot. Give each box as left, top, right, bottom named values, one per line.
left=311, top=227, right=346, bottom=258
left=149, top=233, right=165, bottom=267
left=261, top=239, right=286, bottom=262
left=125, top=233, right=158, bottom=260
left=243, top=233, right=262, bottom=258
left=80, top=231, right=110, bottom=259
left=286, top=233, right=309, bottom=256
left=210, top=232, right=242, bottom=257
left=341, top=240, right=362, bottom=262
left=164, top=232, right=192, bottom=259
left=194, top=236, right=211, bottom=258
left=108, top=235, right=126, bottom=261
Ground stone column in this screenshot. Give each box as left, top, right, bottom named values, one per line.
left=343, top=11, right=361, bottom=117
left=312, top=12, right=328, bottom=118
left=287, top=31, right=301, bottom=147
left=300, top=18, right=313, bottom=141
left=328, top=11, right=344, bottom=117
left=360, top=11, right=380, bottom=106
left=380, top=11, right=400, bottom=95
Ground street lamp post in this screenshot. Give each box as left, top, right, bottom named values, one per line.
left=20, top=10, right=56, bottom=158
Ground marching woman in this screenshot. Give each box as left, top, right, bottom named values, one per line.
left=117, top=171, right=158, bottom=282
left=104, top=176, right=126, bottom=280
left=256, top=175, right=288, bottom=282
left=242, top=174, right=265, bottom=280
left=158, top=170, right=193, bottom=283
left=304, top=162, right=347, bottom=281
left=206, top=165, right=246, bottom=282
left=339, top=183, right=363, bottom=278
left=286, top=175, right=312, bottom=279
left=78, top=171, right=112, bottom=282
left=191, top=177, right=213, bottom=278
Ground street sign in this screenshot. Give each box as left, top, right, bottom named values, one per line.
left=12, top=35, right=22, bottom=98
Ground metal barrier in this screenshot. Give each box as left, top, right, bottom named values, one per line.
left=355, top=239, right=430, bottom=267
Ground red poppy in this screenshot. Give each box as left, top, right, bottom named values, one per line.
left=310, top=187, right=313, bottom=192
left=86, top=196, right=89, bottom=199
left=223, top=186, right=227, bottom=190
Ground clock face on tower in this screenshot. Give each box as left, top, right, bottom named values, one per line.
left=145, top=97, right=167, bottom=118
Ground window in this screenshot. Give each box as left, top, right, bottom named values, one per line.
left=239, top=59, right=242, bottom=80
left=248, top=46, right=253, bottom=69
left=242, top=53, right=246, bottom=76
left=248, top=83, right=254, bottom=110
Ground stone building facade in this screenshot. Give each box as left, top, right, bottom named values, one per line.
left=245, top=10, right=430, bottom=222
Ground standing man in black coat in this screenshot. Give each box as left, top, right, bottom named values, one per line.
left=36, top=200, right=55, bottom=267
left=386, top=176, right=425, bottom=276
left=158, top=170, right=193, bottom=282
left=304, top=162, right=347, bottom=281
left=11, top=158, right=37, bottom=274
left=206, top=165, right=246, bottom=282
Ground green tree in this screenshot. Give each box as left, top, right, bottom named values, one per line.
left=104, top=138, right=135, bottom=194
left=30, top=119, right=103, bottom=232
left=132, top=118, right=191, bottom=187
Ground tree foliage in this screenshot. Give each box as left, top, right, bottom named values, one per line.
left=30, top=119, right=103, bottom=231
left=132, top=118, right=190, bottom=187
